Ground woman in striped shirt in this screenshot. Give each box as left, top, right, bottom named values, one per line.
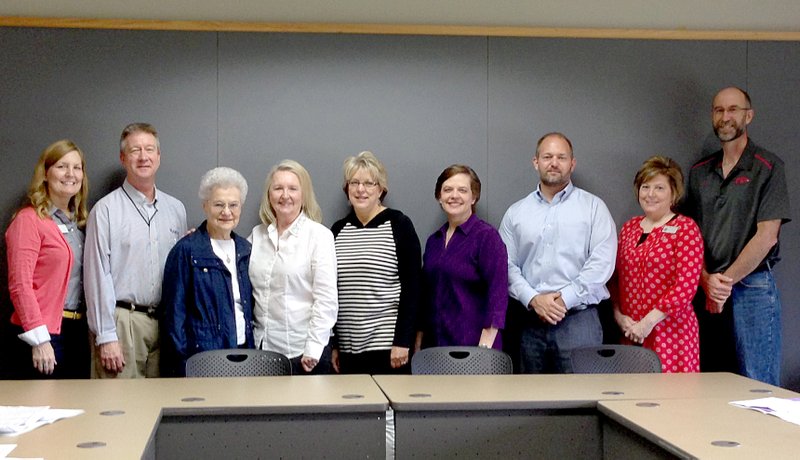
left=331, top=151, right=422, bottom=374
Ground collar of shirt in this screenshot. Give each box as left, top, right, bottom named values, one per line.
left=436, top=213, right=478, bottom=239
left=346, top=207, right=388, bottom=228
left=122, top=179, right=159, bottom=206
left=49, top=206, right=74, bottom=224
left=267, top=211, right=307, bottom=244
left=713, top=138, right=757, bottom=176
left=534, top=181, right=575, bottom=205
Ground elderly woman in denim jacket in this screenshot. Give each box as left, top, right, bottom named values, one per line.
left=160, top=167, right=254, bottom=377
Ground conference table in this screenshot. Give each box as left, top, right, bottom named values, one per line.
left=600, top=396, right=800, bottom=459
left=0, top=375, right=389, bottom=459
left=2, top=372, right=799, bottom=459
left=373, top=372, right=800, bottom=459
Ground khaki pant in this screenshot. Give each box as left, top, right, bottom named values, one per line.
left=91, top=307, right=160, bottom=378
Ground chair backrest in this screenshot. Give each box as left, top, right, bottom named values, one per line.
left=185, top=349, right=292, bottom=377
left=411, top=346, right=513, bottom=375
left=570, top=345, right=662, bottom=374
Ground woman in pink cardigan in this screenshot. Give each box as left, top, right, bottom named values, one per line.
left=2, top=140, right=90, bottom=379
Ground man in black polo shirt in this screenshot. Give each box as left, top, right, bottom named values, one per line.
left=684, top=87, right=791, bottom=385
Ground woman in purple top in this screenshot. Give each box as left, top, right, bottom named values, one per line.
left=418, top=165, right=508, bottom=350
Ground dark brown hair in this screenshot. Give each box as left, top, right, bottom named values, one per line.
left=434, top=164, right=482, bottom=213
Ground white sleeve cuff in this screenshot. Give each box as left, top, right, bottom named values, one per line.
left=304, top=341, right=324, bottom=361
left=18, top=325, right=51, bottom=347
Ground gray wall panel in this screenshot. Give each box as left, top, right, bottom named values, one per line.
left=0, top=28, right=797, bottom=389
left=217, top=33, right=488, bottom=238
left=0, top=27, right=219, bottom=221
left=747, top=41, right=800, bottom=390
left=486, top=38, right=746, bottom=226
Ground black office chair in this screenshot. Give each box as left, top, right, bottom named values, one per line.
left=185, top=349, right=292, bottom=377
left=570, top=345, right=662, bottom=374
left=411, top=346, right=513, bottom=375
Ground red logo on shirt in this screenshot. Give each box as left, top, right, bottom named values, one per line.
left=734, top=176, right=750, bottom=185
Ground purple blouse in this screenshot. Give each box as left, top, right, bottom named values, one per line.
left=421, top=214, right=508, bottom=349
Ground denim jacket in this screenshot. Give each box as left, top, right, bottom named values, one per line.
left=160, top=221, right=255, bottom=376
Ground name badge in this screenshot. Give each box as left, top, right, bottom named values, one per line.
left=57, top=224, right=69, bottom=233
left=662, top=225, right=679, bottom=234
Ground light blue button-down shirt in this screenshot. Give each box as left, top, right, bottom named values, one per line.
left=84, top=180, right=187, bottom=345
left=499, top=181, right=617, bottom=310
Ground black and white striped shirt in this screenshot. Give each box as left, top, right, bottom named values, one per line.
left=332, top=208, right=421, bottom=354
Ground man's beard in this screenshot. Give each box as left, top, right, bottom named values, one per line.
left=714, top=120, right=745, bottom=143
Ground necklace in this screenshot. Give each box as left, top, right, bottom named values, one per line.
left=211, top=238, right=235, bottom=264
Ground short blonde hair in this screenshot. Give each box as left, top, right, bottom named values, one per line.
left=341, top=151, right=388, bottom=201
left=25, top=139, right=90, bottom=226
left=259, top=159, right=323, bottom=226
left=633, top=156, right=684, bottom=209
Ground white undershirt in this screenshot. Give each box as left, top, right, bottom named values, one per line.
left=210, top=238, right=245, bottom=345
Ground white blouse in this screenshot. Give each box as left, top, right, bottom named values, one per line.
left=248, top=213, right=338, bottom=359
left=210, top=237, right=246, bottom=345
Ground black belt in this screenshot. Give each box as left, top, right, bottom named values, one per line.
left=115, top=301, right=157, bottom=317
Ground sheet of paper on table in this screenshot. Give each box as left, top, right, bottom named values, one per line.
left=0, top=406, right=84, bottom=437
left=730, top=397, right=800, bottom=426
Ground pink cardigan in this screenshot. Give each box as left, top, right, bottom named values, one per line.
left=5, top=207, right=72, bottom=334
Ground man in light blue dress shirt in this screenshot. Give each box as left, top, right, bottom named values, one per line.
left=84, top=123, right=187, bottom=378
left=500, top=132, right=617, bottom=373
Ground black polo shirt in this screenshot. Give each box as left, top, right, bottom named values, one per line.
left=684, top=139, right=791, bottom=273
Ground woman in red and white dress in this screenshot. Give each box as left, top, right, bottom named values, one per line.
left=612, top=156, right=703, bottom=373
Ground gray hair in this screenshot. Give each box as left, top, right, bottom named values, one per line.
left=120, top=122, right=160, bottom=152
left=198, top=167, right=248, bottom=202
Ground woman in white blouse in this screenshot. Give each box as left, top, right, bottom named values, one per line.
left=249, top=160, right=338, bottom=374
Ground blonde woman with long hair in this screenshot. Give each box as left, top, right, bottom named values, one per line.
left=3, top=139, right=90, bottom=379
left=248, top=160, right=338, bottom=375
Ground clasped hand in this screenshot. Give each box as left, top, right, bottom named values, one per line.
left=530, top=292, right=567, bottom=325
left=614, top=311, right=654, bottom=344
left=703, top=272, right=733, bottom=314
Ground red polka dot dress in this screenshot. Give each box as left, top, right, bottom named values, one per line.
left=615, top=214, right=703, bottom=372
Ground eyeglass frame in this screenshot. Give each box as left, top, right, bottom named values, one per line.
left=347, top=180, right=379, bottom=190
left=712, top=105, right=752, bottom=117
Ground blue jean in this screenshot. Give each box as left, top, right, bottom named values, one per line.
left=731, top=269, right=782, bottom=386
left=519, top=307, right=603, bottom=374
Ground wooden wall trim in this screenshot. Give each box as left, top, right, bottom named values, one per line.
left=2, top=16, right=800, bottom=41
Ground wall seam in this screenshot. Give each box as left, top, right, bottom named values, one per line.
left=485, top=36, right=490, bottom=220
left=216, top=31, right=221, bottom=166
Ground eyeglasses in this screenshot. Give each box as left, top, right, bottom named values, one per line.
left=712, top=106, right=751, bottom=117
left=348, top=180, right=378, bottom=190
left=209, top=201, right=241, bottom=212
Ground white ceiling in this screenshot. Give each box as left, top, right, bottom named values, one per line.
left=2, top=0, right=799, bottom=32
